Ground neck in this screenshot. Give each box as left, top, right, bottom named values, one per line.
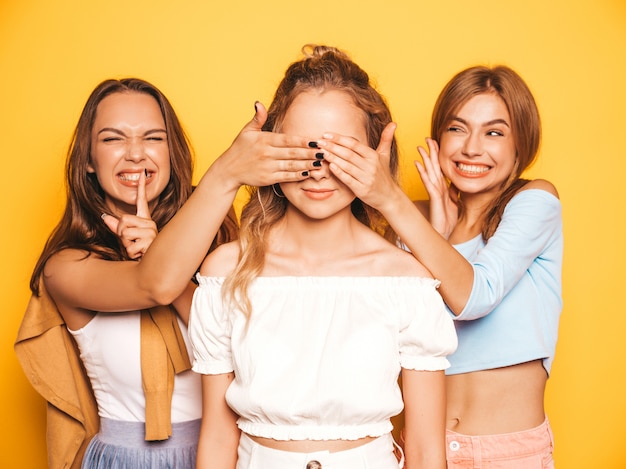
left=450, top=191, right=494, bottom=243
left=269, top=205, right=361, bottom=263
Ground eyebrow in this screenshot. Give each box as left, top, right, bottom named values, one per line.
left=451, top=116, right=510, bottom=128
left=97, top=127, right=167, bottom=136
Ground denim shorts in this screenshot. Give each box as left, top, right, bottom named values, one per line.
left=446, top=416, right=555, bottom=468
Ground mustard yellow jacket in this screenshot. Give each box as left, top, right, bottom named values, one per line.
left=15, top=281, right=192, bottom=468
left=15, top=282, right=99, bottom=469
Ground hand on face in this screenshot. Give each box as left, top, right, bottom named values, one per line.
left=216, top=101, right=321, bottom=189
left=416, top=138, right=459, bottom=239
left=318, top=122, right=399, bottom=212
left=101, top=170, right=158, bottom=259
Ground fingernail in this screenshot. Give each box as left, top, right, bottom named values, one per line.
left=144, top=168, right=148, bottom=176
left=308, top=141, right=319, bottom=148
left=313, top=160, right=322, bottom=167
left=302, top=171, right=309, bottom=177
left=315, top=152, right=324, bottom=160
left=254, top=101, right=259, bottom=112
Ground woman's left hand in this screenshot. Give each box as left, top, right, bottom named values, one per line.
left=319, top=122, right=402, bottom=212
left=416, top=138, right=459, bottom=239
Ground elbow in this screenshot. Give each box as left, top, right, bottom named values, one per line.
left=143, top=278, right=185, bottom=307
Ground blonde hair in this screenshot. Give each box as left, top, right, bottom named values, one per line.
left=431, top=65, right=541, bottom=240
left=223, top=44, right=398, bottom=318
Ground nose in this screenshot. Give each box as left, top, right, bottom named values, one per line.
left=125, top=137, right=146, bottom=162
left=308, top=160, right=330, bottom=181
left=462, top=132, right=483, bottom=157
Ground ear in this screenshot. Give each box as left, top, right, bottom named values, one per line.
left=87, top=158, right=95, bottom=173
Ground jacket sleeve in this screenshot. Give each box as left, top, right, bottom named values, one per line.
left=15, top=282, right=99, bottom=469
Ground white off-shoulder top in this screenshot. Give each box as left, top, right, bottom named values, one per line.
left=189, top=276, right=457, bottom=441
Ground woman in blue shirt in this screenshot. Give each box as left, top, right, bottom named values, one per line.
left=320, top=65, right=562, bottom=468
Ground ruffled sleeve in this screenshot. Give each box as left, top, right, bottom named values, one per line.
left=398, top=279, right=458, bottom=371
left=188, top=276, right=234, bottom=375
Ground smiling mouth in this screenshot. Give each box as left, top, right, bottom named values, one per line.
left=118, top=171, right=154, bottom=182
left=456, top=162, right=490, bottom=174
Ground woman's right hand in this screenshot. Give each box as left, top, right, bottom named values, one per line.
left=416, top=138, right=459, bottom=239
left=212, top=102, right=319, bottom=190
left=101, top=170, right=157, bottom=260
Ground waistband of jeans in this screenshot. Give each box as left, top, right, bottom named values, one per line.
left=446, top=416, right=554, bottom=458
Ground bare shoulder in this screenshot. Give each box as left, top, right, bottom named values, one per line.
left=43, top=248, right=100, bottom=287
left=199, top=241, right=240, bottom=277
left=45, top=248, right=92, bottom=269
left=521, top=179, right=559, bottom=199
left=370, top=236, right=433, bottom=278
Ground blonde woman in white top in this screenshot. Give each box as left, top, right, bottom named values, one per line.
left=188, top=45, right=457, bottom=469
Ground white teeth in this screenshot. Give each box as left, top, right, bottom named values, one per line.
left=119, top=173, right=141, bottom=182
left=118, top=172, right=152, bottom=181
left=457, top=163, right=489, bottom=174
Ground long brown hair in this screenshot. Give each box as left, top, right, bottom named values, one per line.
left=431, top=65, right=541, bottom=240
left=31, top=78, right=236, bottom=294
left=223, top=44, right=398, bottom=318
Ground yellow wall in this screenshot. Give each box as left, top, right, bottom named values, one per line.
left=1, top=0, right=624, bottom=467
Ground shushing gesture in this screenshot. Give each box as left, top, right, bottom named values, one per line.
left=101, top=170, right=158, bottom=259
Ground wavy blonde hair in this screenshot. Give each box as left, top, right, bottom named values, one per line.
left=223, top=44, right=398, bottom=319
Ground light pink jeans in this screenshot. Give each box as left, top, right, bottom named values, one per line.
left=446, top=417, right=555, bottom=468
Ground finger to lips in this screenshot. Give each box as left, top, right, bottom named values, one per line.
left=136, top=169, right=151, bottom=219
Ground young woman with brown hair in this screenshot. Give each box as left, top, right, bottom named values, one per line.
left=326, top=65, right=562, bottom=468
left=16, top=77, right=320, bottom=468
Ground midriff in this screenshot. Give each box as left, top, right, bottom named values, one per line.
left=446, top=360, right=547, bottom=435
left=247, top=435, right=377, bottom=453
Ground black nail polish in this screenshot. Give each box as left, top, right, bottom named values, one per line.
left=302, top=171, right=309, bottom=177
left=315, top=152, right=324, bottom=159
left=144, top=168, right=148, bottom=176
left=313, top=160, right=322, bottom=167
left=308, top=141, right=319, bottom=148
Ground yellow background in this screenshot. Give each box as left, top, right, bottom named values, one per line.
left=1, top=0, right=625, bottom=467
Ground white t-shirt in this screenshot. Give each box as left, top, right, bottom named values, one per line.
left=189, top=275, right=457, bottom=441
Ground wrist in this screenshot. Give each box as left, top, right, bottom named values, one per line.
left=376, top=185, right=410, bottom=219
left=200, top=155, right=243, bottom=197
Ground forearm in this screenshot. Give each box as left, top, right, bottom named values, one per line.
left=197, top=373, right=240, bottom=469
left=402, top=369, right=447, bottom=469
left=380, top=186, right=473, bottom=315
left=138, top=160, right=240, bottom=304
left=196, top=424, right=240, bottom=469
